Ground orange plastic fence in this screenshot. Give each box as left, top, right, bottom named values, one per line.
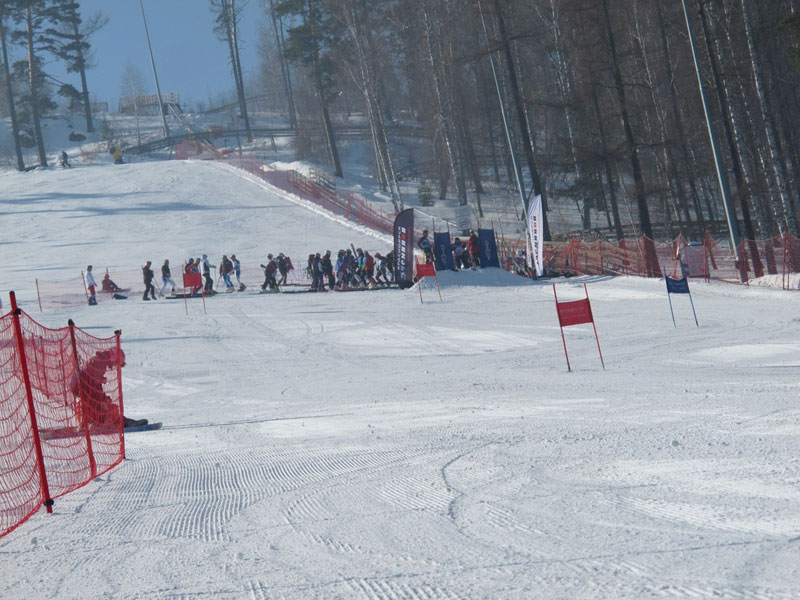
left=530, top=233, right=800, bottom=288
left=0, top=297, right=124, bottom=538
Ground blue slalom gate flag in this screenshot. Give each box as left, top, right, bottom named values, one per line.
left=665, top=275, right=690, bottom=294
left=478, top=228, right=500, bottom=268
left=433, top=232, right=455, bottom=271
left=664, top=267, right=698, bottom=327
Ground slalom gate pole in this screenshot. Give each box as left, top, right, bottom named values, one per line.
left=553, top=285, right=571, bottom=372
left=81, top=271, right=89, bottom=304
left=418, top=270, right=424, bottom=304
left=584, top=283, right=605, bottom=370
left=201, top=288, right=207, bottom=314
left=687, top=286, right=699, bottom=327
left=35, top=278, right=43, bottom=313
left=68, top=319, right=96, bottom=479
left=664, top=267, right=677, bottom=328
left=434, top=266, right=443, bottom=303
left=10, top=292, right=54, bottom=513
left=183, top=288, right=188, bottom=316
left=115, top=330, right=126, bottom=459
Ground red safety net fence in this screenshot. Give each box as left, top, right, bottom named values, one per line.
left=500, top=232, right=800, bottom=288
left=0, top=293, right=124, bottom=538
left=216, top=156, right=396, bottom=235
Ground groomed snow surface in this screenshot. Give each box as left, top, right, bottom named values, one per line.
left=1, top=161, right=799, bottom=599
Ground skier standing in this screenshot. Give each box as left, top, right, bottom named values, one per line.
left=220, top=255, right=234, bottom=292
left=363, top=251, right=376, bottom=287
left=260, top=254, right=279, bottom=292
left=201, top=254, right=214, bottom=292
left=160, top=259, right=177, bottom=296
left=418, top=229, right=433, bottom=263
left=142, top=261, right=157, bottom=301
left=60, top=150, right=71, bottom=168
left=468, top=231, right=480, bottom=268
left=85, top=265, right=97, bottom=305
left=230, top=254, right=245, bottom=291
left=277, top=253, right=290, bottom=286
left=310, top=253, right=321, bottom=291
left=322, top=250, right=334, bottom=290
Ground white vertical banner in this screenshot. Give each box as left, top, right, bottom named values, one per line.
left=527, top=195, right=543, bottom=276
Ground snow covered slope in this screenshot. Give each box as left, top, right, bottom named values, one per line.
left=1, top=160, right=799, bottom=599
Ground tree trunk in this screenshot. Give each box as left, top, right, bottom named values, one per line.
left=0, top=14, right=24, bottom=171
left=26, top=7, right=46, bottom=167
left=600, top=0, right=657, bottom=274
left=741, top=0, right=797, bottom=234
left=593, top=86, right=623, bottom=239
left=546, top=0, right=590, bottom=229
left=69, top=18, right=93, bottom=133
left=223, top=0, right=251, bottom=142
left=492, top=0, right=550, bottom=239
left=268, top=0, right=297, bottom=128
left=303, top=0, right=342, bottom=177
left=422, top=0, right=467, bottom=206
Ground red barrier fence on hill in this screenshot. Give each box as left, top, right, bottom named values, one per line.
left=220, top=156, right=396, bottom=235
left=0, top=293, right=124, bottom=538
left=530, top=232, right=800, bottom=288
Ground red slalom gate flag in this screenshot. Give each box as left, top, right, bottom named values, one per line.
left=416, top=259, right=442, bottom=303
left=182, top=272, right=206, bottom=315
left=556, top=298, right=593, bottom=327
left=553, top=283, right=605, bottom=371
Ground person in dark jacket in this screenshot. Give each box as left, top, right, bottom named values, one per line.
left=311, top=253, right=322, bottom=291
left=220, top=255, right=234, bottom=292
left=142, top=261, right=157, bottom=301
left=322, top=250, right=334, bottom=290
left=159, top=259, right=177, bottom=296
left=277, top=253, right=291, bottom=286
left=260, top=254, right=279, bottom=292
left=201, top=254, right=213, bottom=292
left=418, top=229, right=433, bottom=263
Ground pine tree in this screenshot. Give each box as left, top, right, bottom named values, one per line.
left=46, top=1, right=107, bottom=133
left=274, top=0, right=343, bottom=177
left=7, top=0, right=69, bottom=167
left=0, top=4, right=25, bottom=170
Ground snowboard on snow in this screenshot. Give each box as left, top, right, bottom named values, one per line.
left=40, top=421, right=162, bottom=440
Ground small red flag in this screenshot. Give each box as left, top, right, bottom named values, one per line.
left=555, top=298, right=593, bottom=327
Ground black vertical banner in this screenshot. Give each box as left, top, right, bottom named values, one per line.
left=394, top=208, right=415, bottom=288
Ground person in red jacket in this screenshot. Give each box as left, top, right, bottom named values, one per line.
left=363, top=251, right=376, bottom=286
left=468, top=231, right=480, bottom=268
left=73, top=347, right=145, bottom=428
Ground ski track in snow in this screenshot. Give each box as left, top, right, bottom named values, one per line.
left=1, top=161, right=799, bottom=599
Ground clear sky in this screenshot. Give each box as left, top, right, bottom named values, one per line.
left=40, top=0, right=268, bottom=111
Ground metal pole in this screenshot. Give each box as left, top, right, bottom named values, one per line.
left=665, top=267, right=677, bottom=327
left=681, top=0, right=742, bottom=280
left=139, top=0, right=170, bottom=140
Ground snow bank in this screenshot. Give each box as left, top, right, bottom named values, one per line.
left=747, top=273, right=800, bottom=290
left=432, top=267, right=533, bottom=288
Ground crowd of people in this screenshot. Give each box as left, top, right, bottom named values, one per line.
left=417, top=229, right=482, bottom=269
left=85, top=248, right=396, bottom=304
left=304, top=248, right=396, bottom=292
left=83, top=230, right=530, bottom=306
